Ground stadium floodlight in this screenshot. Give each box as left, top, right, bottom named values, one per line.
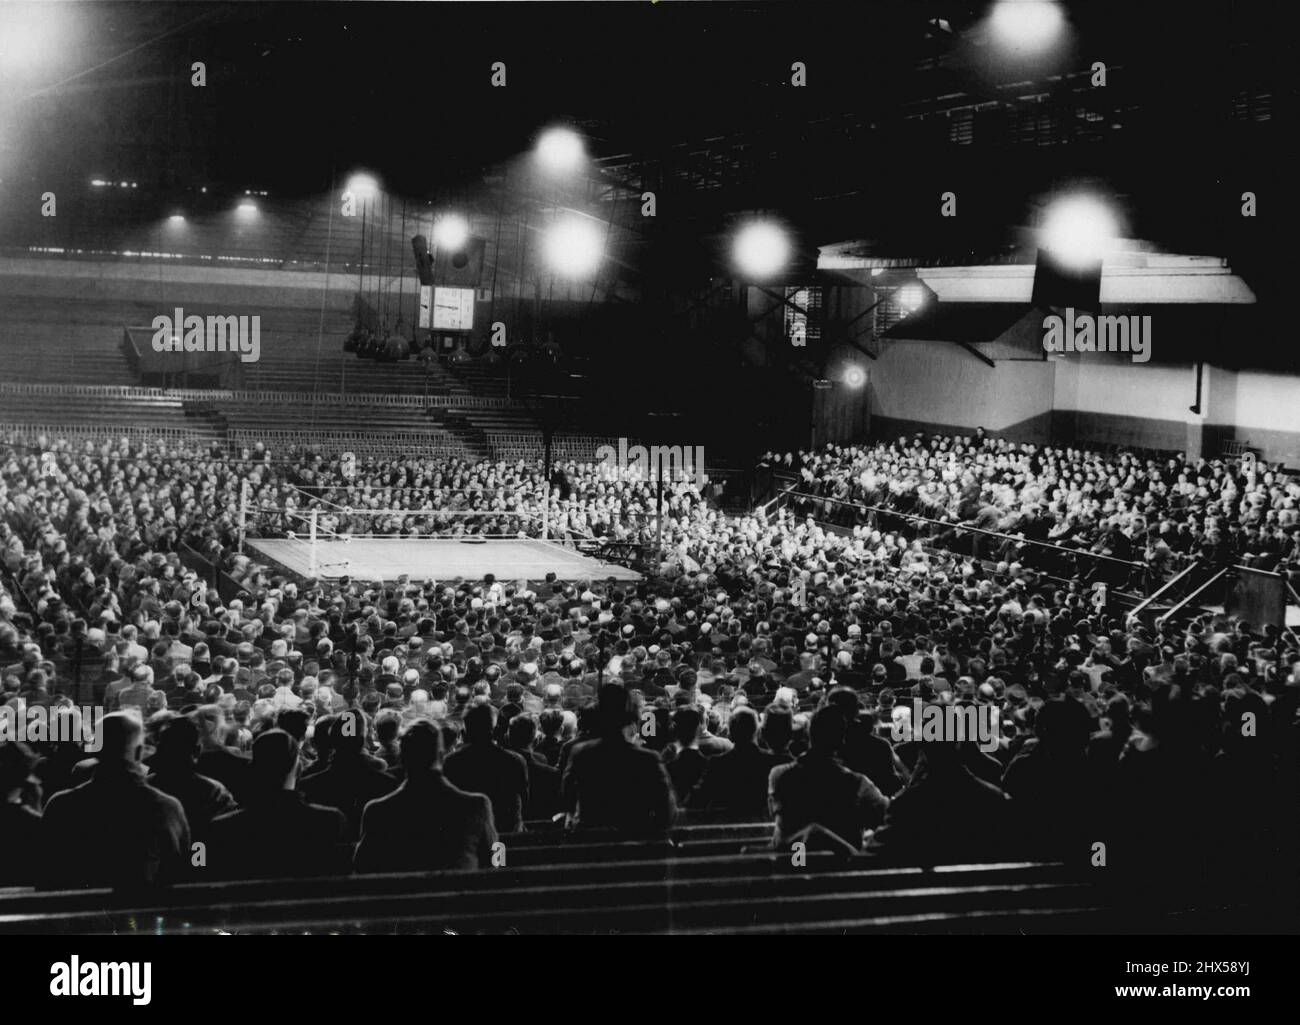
left=535, top=127, right=585, bottom=174
left=897, top=283, right=926, bottom=314
left=0, top=4, right=64, bottom=71
left=543, top=216, right=603, bottom=277
left=733, top=221, right=791, bottom=280
left=345, top=173, right=379, bottom=200
left=433, top=213, right=470, bottom=251
left=844, top=366, right=867, bottom=388
left=989, top=0, right=1064, bottom=54
left=1040, top=194, right=1118, bottom=269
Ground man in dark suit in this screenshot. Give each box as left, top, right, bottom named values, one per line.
left=562, top=684, right=676, bottom=836
left=40, top=713, right=191, bottom=890
left=768, top=705, right=889, bottom=852
left=192, top=704, right=253, bottom=804
left=209, top=730, right=349, bottom=879
left=691, top=706, right=785, bottom=819
left=146, top=715, right=237, bottom=845
left=354, top=721, right=498, bottom=873
left=866, top=727, right=1016, bottom=867
left=443, top=703, right=529, bottom=833
left=661, top=705, right=710, bottom=805
left=504, top=713, right=561, bottom=822
left=825, top=687, right=907, bottom=797
left=0, top=742, right=43, bottom=886
left=299, top=711, right=398, bottom=841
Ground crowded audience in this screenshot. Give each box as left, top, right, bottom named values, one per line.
left=763, top=435, right=1300, bottom=589
left=0, top=428, right=1296, bottom=898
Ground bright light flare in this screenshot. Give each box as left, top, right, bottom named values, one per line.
left=543, top=217, right=603, bottom=277
left=897, top=283, right=926, bottom=314
left=433, top=214, right=470, bottom=251
left=844, top=366, right=867, bottom=388
left=1040, top=195, right=1118, bottom=269
left=345, top=173, right=379, bottom=200
left=989, top=0, right=1065, bottom=54
left=535, top=128, right=585, bottom=174
left=733, top=221, right=790, bottom=279
left=0, top=4, right=66, bottom=73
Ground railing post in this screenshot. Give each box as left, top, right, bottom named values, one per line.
left=309, top=510, right=318, bottom=576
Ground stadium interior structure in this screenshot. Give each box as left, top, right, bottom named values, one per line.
left=0, top=1, right=1297, bottom=937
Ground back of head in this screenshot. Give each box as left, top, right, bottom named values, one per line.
left=153, top=716, right=201, bottom=771
left=762, top=705, right=794, bottom=751
left=373, top=708, right=403, bottom=744
left=97, top=711, right=145, bottom=764
left=807, top=705, right=847, bottom=756
left=507, top=713, right=536, bottom=750
left=399, top=720, right=443, bottom=773
left=825, top=686, right=860, bottom=719
left=728, top=705, right=759, bottom=744
left=672, top=705, right=702, bottom=746
left=596, top=683, right=633, bottom=736
left=275, top=707, right=310, bottom=741
left=331, top=709, right=367, bottom=755
left=1036, top=697, right=1092, bottom=755
left=538, top=708, right=564, bottom=737
left=463, top=702, right=496, bottom=744
left=251, top=729, right=300, bottom=790
left=192, top=703, right=225, bottom=742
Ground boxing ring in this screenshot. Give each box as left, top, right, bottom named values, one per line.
left=245, top=535, right=642, bottom=585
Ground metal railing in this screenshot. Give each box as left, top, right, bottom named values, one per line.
left=1158, top=566, right=1234, bottom=629
left=769, top=472, right=1148, bottom=571
left=0, top=422, right=217, bottom=445
left=1125, top=559, right=1206, bottom=628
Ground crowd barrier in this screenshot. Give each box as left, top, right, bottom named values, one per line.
left=0, top=422, right=215, bottom=446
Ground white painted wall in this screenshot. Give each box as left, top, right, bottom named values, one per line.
left=871, top=339, right=1054, bottom=432
left=1051, top=356, right=1195, bottom=421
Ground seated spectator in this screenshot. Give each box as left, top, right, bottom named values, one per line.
left=40, top=712, right=190, bottom=890
left=826, top=687, right=907, bottom=797
left=768, top=705, right=889, bottom=851
left=355, top=721, right=498, bottom=873
left=209, top=730, right=350, bottom=880
left=562, top=685, right=676, bottom=836
left=504, top=714, right=561, bottom=822
left=442, top=703, right=529, bottom=834
left=866, top=724, right=1016, bottom=867
left=0, top=741, right=42, bottom=885
left=192, top=704, right=253, bottom=804
left=691, top=706, right=784, bottom=819
left=662, top=705, right=709, bottom=804
left=146, top=716, right=237, bottom=845
left=299, top=710, right=398, bottom=840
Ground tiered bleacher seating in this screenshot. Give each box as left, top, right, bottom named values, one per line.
left=1, top=298, right=140, bottom=386
left=0, top=384, right=224, bottom=445
left=0, top=816, right=1262, bottom=934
